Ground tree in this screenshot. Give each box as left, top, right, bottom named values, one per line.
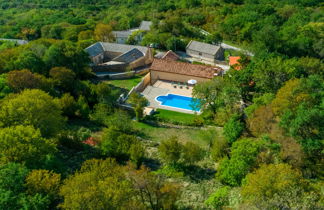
left=75, top=95, right=90, bottom=119
left=216, top=138, right=260, bottom=186
left=241, top=163, right=321, bottom=209
left=247, top=105, right=276, bottom=137
left=0, top=163, right=29, bottom=209
left=7, top=69, right=51, bottom=93
left=271, top=78, right=309, bottom=116
left=49, top=67, right=76, bottom=92
left=43, top=40, right=89, bottom=75
left=210, top=138, right=229, bottom=162
left=158, top=136, right=183, bottom=165
left=25, top=170, right=61, bottom=199
left=223, top=114, right=244, bottom=144
left=58, top=93, right=77, bottom=117
left=13, top=50, right=45, bottom=74
left=59, top=158, right=136, bottom=210
left=94, top=23, right=114, bottom=42
left=165, top=37, right=186, bottom=51
left=182, top=142, right=204, bottom=165
left=0, top=126, right=56, bottom=167
left=100, top=128, right=144, bottom=163
left=126, top=165, right=181, bottom=210
left=193, top=77, right=240, bottom=116
left=128, top=92, right=148, bottom=121
left=104, top=111, right=134, bottom=133
left=0, top=74, right=12, bottom=99
left=252, top=57, right=301, bottom=93
left=205, top=32, right=223, bottom=45
left=0, top=89, right=65, bottom=137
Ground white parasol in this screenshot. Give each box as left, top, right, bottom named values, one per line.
left=187, top=79, right=197, bottom=85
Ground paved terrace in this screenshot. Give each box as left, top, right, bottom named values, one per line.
left=141, top=80, right=197, bottom=114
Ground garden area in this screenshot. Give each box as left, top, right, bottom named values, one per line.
left=104, top=75, right=143, bottom=91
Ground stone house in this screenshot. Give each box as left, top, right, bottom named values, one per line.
left=85, top=42, right=153, bottom=72
left=186, top=40, right=224, bottom=63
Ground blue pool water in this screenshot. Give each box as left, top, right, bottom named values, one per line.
left=156, top=94, right=201, bottom=111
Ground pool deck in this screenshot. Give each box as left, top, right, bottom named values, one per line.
left=141, top=80, right=199, bottom=114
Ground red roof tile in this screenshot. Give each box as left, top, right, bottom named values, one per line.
left=150, top=59, right=221, bottom=79
left=229, top=56, right=242, bottom=70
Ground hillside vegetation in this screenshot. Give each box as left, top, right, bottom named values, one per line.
left=0, top=0, right=322, bottom=209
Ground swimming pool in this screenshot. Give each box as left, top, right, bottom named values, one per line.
left=156, top=94, right=201, bottom=112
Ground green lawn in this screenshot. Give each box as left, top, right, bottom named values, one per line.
left=134, top=121, right=223, bottom=149
left=152, top=109, right=199, bottom=126
left=105, top=76, right=143, bottom=91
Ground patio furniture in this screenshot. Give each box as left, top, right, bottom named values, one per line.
left=185, top=84, right=189, bottom=89
left=188, top=79, right=197, bottom=85
left=178, top=82, right=183, bottom=89
left=172, top=81, right=177, bottom=88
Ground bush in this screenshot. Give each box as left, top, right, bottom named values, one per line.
left=205, top=186, right=230, bottom=209
left=216, top=139, right=260, bottom=186
left=223, top=114, right=244, bottom=144
left=182, top=142, right=204, bottom=165
left=158, top=137, right=183, bottom=165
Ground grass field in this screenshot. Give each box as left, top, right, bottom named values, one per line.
left=134, top=121, right=223, bottom=149
left=105, top=76, right=143, bottom=91
left=153, top=109, right=198, bottom=126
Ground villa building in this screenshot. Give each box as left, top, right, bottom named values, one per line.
left=149, top=59, right=222, bottom=84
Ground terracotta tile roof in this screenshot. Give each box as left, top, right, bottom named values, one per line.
left=229, top=56, right=242, bottom=70
left=162, top=50, right=179, bottom=61
left=150, top=59, right=219, bottom=79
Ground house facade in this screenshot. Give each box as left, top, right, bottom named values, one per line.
left=186, top=40, right=224, bottom=63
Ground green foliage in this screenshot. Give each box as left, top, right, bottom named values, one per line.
left=223, top=114, right=244, bottom=144
left=182, top=142, right=204, bottom=165
left=128, top=92, right=148, bottom=121
left=158, top=136, right=183, bottom=165
left=59, top=158, right=136, bottom=210
left=7, top=69, right=52, bottom=93
left=245, top=93, right=275, bottom=117
left=205, top=186, right=230, bottom=209
left=0, top=89, right=65, bottom=137
left=49, top=67, right=76, bottom=92
left=241, top=163, right=322, bottom=209
left=75, top=95, right=90, bottom=119
left=58, top=93, right=77, bottom=117
left=0, top=125, right=57, bottom=167
left=210, top=138, right=229, bottom=162
left=217, top=138, right=261, bottom=186
left=25, top=169, right=61, bottom=199
left=193, top=77, right=240, bottom=116
left=0, top=74, right=12, bottom=99
left=43, top=40, right=89, bottom=75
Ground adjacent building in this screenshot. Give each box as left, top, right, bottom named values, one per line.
left=113, top=21, right=152, bottom=44
left=0, top=38, right=29, bottom=45
left=186, top=40, right=224, bottom=63
left=85, top=42, right=153, bottom=72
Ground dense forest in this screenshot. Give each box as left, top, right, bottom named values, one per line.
left=0, top=0, right=323, bottom=209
